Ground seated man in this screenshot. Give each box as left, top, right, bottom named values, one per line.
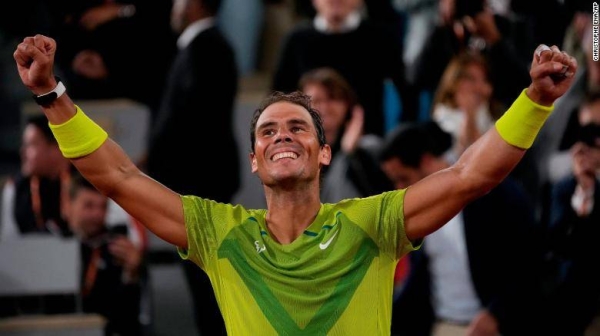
left=66, top=172, right=146, bottom=336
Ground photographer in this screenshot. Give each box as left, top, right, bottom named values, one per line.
left=67, top=172, right=145, bottom=336
left=542, top=90, right=600, bottom=335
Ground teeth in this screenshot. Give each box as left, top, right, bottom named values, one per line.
left=272, top=152, right=298, bottom=161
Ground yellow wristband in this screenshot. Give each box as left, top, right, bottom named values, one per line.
left=49, top=105, right=108, bottom=158
left=495, top=89, right=553, bottom=149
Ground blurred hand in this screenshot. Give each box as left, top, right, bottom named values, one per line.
left=455, top=90, right=482, bottom=118
left=72, top=50, right=108, bottom=79
left=341, top=105, right=364, bottom=154
left=471, top=10, right=501, bottom=45
left=466, top=309, right=500, bottom=336
left=109, top=236, right=142, bottom=281
left=439, top=0, right=456, bottom=26
left=527, top=45, right=578, bottom=106
left=79, top=3, right=122, bottom=31
left=571, top=142, right=597, bottom=191
left=13, top=35, right=58, bottom=95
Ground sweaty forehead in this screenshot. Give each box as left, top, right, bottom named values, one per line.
left=257, top=102, right=312, bottom=128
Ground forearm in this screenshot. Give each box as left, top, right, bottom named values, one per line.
left=454, top=128, right=525, bottom=198
left=455, top=89, right=553, bottom=196
left=45, top=97, right=187, bottom=247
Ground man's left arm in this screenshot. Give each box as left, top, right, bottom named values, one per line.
left=403, top=45, right=578, bottom=242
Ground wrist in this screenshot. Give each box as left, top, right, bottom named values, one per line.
left=495, top=88, right=553, bottom=149
left=32, top=76, right=64, bottom=106
left=526, top=85, right=554, bottom=107
left=31, top=77, right=59, bottom=96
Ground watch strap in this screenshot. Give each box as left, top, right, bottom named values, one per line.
left=32, top=77, right=66, bottom=106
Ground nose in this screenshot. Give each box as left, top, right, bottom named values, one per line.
left=274, top=128, right=293, bottom=144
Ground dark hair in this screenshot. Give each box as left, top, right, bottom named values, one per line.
left=26, top=113, right=57, bottom=145
left=298, top=67, right=358, bottom=113
left=69, top=172, right=100, bottom=200
left=249, top=91, right=327, bottom=152
left=200, top=0, right=223, bottom=15
left=378, top=121, right=452, bottom=167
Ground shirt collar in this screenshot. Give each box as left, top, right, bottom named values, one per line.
left=313, top=11, right=361, bottom=34
left=177, top=17, right=215, bottom=50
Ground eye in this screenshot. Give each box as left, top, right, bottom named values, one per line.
left=291, top=126, right=303, bottom=133
left=262, top=129, right=275, bottom=137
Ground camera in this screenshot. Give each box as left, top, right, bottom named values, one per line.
left=454, top=0, right=485, bottom=18
left=108, top=224, right=129, bottom=238
left=578, top=124, right=600, bottom=148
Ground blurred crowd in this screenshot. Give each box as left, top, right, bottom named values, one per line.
left=0, top=0, right=598, bottom=335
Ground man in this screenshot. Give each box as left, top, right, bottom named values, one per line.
left=0, top=114, right=72, bottom=238
left=379, top=121, right=544, bottom=336
left=541, top=90, right=600, bottom=336
left=67, top=172, right=145, bottom=336
left=0, top=114, right=143, bottom=245
left=144, top=0, right=239, bottom=333
left=272, top=0, right=419, bottom=136
left=13, top=34, right=576, bottom=334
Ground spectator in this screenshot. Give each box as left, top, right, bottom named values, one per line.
left=380, top=121, right=545, bottom=336
left=272, top=0, right=419, bottom=137
left=67, top=172, right=145, bottom=336
left=50, top=0, right=176, bottom=114
left=541, top=90, right=600, bottom=336
left=144, top=0, right=240, bottom=334
left=430, top=51, right=498, bottom=160
left=298, top=67, right=393, bottom=202
left=1, top=114, right=143, bottom=246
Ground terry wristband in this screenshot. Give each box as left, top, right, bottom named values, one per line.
left=495, top=89, right=553, bottom=149
left=49, top=105, right=108, bottom=158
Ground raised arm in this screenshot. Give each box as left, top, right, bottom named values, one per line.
left=403, top=45, right=578, bottom=241
left=13, top=35, right=188, bottom=248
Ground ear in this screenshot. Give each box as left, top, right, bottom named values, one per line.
left=320, top=144, right=332, bottom=166
left=250, top=152, right=258, bottom=173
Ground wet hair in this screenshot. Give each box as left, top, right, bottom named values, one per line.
left=26, top=113, right=57, bottom=145
left=378, top=121, right=453, bottom=168
left=249, top=91, right=327, bottom=152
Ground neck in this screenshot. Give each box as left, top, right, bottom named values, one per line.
left=263, top=184, right=322, bottom=244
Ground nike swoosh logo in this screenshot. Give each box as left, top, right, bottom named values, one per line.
left=319, top=230, right=339, bottom=250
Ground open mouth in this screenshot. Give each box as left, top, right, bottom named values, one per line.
left=271, top=152, right=298, bottom=161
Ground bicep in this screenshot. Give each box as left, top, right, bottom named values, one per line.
left=403, top=129, right=525, bottom=241
left=72, top=139, right=188, bottom=248
left=403, top=167, right=474, bottom=241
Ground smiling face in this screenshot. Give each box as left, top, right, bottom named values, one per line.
left=250, top=101, right=331, bottom=188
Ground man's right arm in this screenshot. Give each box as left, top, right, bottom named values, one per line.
left=14, top=35, right=188, bottom=248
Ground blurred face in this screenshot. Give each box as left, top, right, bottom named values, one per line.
left=312, top=0, right=361, bottom=23
left=579, top=100, right=600, bottom=126
left=20, top=124, right=63, bottom=177
left=454, top=63, right=492, bottom=108
left=302, top=83, right=348, bottom=145
left=578, top=101, right=600, bottom=169
left=171, top=0, right=191, bottom=34
left=250, top=102, right=331, bottom=187
left=380, top=157, right=425, bottom=190
left=68, top=188, right=108, bottom=240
